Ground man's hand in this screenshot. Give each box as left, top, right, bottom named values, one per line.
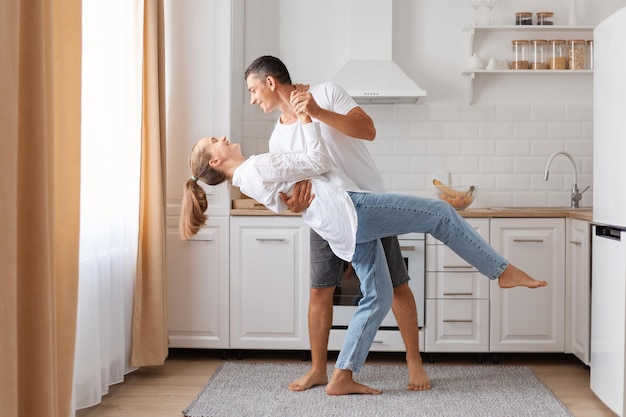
left=293, top=83, right=310, bottom=92
left=290, top=90, right=322, bottom=120
left=279, top=180, right=314, bottom=213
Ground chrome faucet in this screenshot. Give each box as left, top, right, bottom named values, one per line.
left=543, top=151, right=589, bottom=208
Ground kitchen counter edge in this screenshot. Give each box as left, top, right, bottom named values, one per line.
left=230, top=207, right=593, bottom=221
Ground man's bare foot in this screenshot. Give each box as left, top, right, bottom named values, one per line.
left=325, top=369, right=382, bottom=395
left=288, top=368, right=328, bottom=392
left=498, top=264, right=548, bottom=289
left=406, top=360, right=431, bottom=391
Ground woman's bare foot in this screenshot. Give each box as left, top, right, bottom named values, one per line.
left=498, top=264, right=548, bottom=289
left=325, top=369, right=382, bottom=395
left=406, top=360, right=431, bottom=391
left=288, top=368, right=328, bottom=391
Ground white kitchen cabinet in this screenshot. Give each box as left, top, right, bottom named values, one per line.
left=490, top=218, right=566, bottom=352
left=565, top=218, right=591, bottom=365
left=425, top=218, right=491, bottom=352
left=163, top=0, right=232, bottom=350
left=166, top=216, right=230, bottom=348
left=230, top=216, right=310, bottom=349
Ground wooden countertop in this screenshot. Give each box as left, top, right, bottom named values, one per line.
left=457, top=208, right=593, bottom=221
left=231, top=205, right=593, bottom=221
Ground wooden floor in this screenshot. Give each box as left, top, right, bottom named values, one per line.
left=76, top=349, right=617, bottom=417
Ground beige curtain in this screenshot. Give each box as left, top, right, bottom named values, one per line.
left=0, top=0, right=82, bottom=416
left=131, top=0, right=169, bottom=367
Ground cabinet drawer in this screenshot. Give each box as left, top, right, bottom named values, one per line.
left=426, top=245, right=476, bottom=272
left=426, top=218, right=489, bottom=272
left=426, top=218, right=489, bottom=245
left=425, top=299, right=489, bottom=352
left=426, top=271, right=489, bottom=299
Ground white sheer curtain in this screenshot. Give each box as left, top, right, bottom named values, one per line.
left=72, top=0, right=143, bottom=412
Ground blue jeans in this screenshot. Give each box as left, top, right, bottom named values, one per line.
left=335, top=192, right=508, bottom=374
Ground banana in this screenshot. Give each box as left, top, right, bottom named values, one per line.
left=433, top=179, right=474, bottom=198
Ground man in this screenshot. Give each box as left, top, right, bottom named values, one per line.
left=244, top=55, right=430, bottom=394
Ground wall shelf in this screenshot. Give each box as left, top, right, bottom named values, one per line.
left=462, top=69, right=593, bottom=75
left=461, top=25, right=595, bottom=104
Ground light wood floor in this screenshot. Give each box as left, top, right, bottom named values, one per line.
left=76, top=349, right=617, bottom=417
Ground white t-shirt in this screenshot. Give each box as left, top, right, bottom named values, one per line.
left=232, top=122, right=360, bottom=261
left=269, top=82, right=385, bottom=193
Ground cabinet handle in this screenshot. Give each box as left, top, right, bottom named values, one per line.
left=513, top=239, right=544, bottom=243
left=443, top=292, right=474, bottom=296
left=443, top=265, right=473, bottom=269
left=400, top=245, right=415, bottom=251
left=256, top=238, right=286, bottom=242
left=372, top=340, right=383, bottom=344
left=569, top=240, right=582, bottom=246
left=443, top=319, right=473, bottom=323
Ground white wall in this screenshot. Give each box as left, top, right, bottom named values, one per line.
left=164, top=0, right=232, bottom=210
left=238, top=0, right=626, bottom=208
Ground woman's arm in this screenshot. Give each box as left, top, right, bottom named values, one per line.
left=257, top=120, right=331, bottom=183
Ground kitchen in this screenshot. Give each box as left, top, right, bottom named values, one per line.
left=167, top=0, right=605, bottom=218
left=94, top=0, right=626, bottom=414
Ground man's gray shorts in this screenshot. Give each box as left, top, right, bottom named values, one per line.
left=309, top=229, right=410, bottom=289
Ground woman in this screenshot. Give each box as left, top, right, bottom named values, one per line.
left=180, top=109, right=547, bottom=396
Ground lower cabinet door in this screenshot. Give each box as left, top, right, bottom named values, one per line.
left=167, top=216, right=230, bottom=348
left=230, top=216, right=310, bottom=349
left=489, top=218, right=565, bottom=352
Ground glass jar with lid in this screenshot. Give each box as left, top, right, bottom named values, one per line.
left=586, top=40, right=594, bottom=70
left=536, top=12, right=555, bottom=25
left=515, top=12, right=533, bottom=25
left=511, top=40, right=529, bottom=69
left=530, top=40, right=548, bottom=70
left=568, top=39, right=586, bottom=69
left=548, top=40, right=567, bottom=70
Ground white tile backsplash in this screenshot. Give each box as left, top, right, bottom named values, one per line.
left=548, top=122, right=585, bottom=139
left=461, top=105, right=496, bottom=121
left=480, top=157, right=516, bottom=173
left=513, top=123, right=548, bottom=139
left=495, top=140, right=530, bottom=157
left=531, top=105, right=567, bottom=122
left=409, top=122, right=445, bottom=139
left=566, top=105, right=593, bottom=121
left=495, top=105, right=531, bottom=121
left=362, top=103, right=591, bottom=208
left=480, top=123, right=514, bottom=140
left=239, top=103, right=593, bottom=208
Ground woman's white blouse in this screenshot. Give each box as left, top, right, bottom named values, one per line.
left=232, top=122, right=360, bottom=261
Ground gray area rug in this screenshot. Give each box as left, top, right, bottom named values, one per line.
left=183, top=362, right=573, bottom=417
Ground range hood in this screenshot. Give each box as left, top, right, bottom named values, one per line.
left=331, top=0, right=427, bottom=104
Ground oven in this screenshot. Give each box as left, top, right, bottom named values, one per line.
left=331, top=233, right=425, bottom=329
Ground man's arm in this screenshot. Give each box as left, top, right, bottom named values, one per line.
left=291, top=91, right=376, bottom=141
left=279, top=180, right=314, bottom=213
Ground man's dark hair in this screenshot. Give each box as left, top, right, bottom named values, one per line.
left=244, top=55, right=292, bottom=85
